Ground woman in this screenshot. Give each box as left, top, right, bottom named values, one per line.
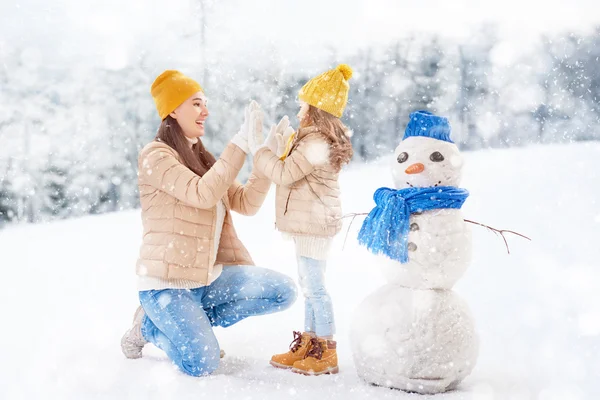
left=120, top=70, right=297, bottom=376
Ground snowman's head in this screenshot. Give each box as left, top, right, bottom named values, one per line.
left=391, top=111, right=464, bottom=189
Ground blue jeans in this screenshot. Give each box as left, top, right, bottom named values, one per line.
left=297, top=256, right=335, bottom=337
left=139, top=265, right=297, bottom=376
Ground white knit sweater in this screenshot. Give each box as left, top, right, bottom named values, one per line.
left=284, top=234, right=332, bottom=261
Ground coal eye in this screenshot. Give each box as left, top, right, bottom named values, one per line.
left=430, top=151, right=444, bottom=162
left=397, top=152, right=409, bottom=163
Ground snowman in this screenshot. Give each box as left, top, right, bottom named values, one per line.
left=350, top=111, right=478, bottom=394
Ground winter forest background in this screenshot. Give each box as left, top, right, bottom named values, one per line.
left=1, top=0, right=599, bottom=226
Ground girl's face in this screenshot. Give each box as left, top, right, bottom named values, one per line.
left=169, top=91, right=209, bottom=138
left=297, top=101, right=310, bottom=125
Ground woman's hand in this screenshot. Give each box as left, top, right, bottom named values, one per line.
left=248, top=103, right=265, bottom=155
left=232, top=100, right=261, bottom=154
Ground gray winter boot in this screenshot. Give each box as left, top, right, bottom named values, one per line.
left=120, top=306, right=226, bottom=360
left=121, top=306, right=148, bottom=359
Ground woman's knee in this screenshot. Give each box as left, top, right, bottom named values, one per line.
left=276, top=276, right=298, bottom=309
left=179, top=344, right=221, bottom=377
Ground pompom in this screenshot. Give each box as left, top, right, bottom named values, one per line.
left=336, top=64, right=353, bottom=80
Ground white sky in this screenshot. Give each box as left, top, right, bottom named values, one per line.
left=1, top=0, right=598, bottom=72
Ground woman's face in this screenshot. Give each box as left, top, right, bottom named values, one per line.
left=297, top=101, right=310, bottom=125
left=169, top=91, right=209, bottom=138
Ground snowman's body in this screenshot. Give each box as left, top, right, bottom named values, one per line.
left=352, top=284, right=477, bottom=394
left=351, top=113, right=478, bottom=394
left=380, top=209, right=472, bottom=289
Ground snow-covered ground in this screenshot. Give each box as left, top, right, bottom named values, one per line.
left=1, top=142, right=599, bottom=399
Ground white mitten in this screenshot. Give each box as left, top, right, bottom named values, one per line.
left=248, top=103, right=265, bottom=155
left=264, top=124, right=278, bottom=154
left=264, top=116, right=291, bottom=154
left=231, top=100, right=260, bottom=153
left=276, top=125, right=296, bottom=158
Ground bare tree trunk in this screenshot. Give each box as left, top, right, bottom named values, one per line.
left=23, top=118, right=36, bottom=223
left=199, top=0, right=208, bottom=84
left=457, top=46, right=468, bottom=147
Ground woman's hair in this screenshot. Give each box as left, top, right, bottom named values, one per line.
left=155, top=116, right=216, bottom=176
left=300, top=105, right=353, bottom=171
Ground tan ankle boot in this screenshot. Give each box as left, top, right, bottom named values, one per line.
left=270, top=331, right=314, bottom=369
left=291, top=338, right=338, bottom=375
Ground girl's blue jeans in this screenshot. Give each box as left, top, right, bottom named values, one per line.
left=297, top=256, right=335, bottom=338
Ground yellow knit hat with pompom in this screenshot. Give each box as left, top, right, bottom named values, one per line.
left=151, top=70, right=204, bottom=120
left=298, top=64, right=353, bottom=118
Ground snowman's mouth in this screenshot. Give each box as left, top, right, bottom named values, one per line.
left=406, top=180, right=442, bottom=188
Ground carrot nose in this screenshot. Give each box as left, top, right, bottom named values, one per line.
left=405, top=163, right=425, bottom=174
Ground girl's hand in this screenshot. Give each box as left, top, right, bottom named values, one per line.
left=276, top=125, right=295, bottom=158
left=265, top=116, right=291, bottom=154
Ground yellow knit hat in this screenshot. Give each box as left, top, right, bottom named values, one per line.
left=151, top=70, right=204, bottom=120
left=298, top=64, right=353, bottom=118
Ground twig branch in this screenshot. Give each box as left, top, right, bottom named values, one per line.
left=342, top=213, right=368, bottom=250
left=338, top=212, right=531, bottom=255
left=340, top=212, right=369, bottom=219
left=464, top=219, right=531, bottom=254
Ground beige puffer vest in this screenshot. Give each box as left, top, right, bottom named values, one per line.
left=136, top=141, right=270, bottom=284
left=254, top=127, right=342, bottom=238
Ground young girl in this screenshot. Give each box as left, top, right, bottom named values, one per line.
left=120, top=70, right=297, bottom=377
left=251, top=64, right=354, bottom=375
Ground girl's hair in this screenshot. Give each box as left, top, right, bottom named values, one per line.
left=300, top=105, right=353, bottom=171
left=155, top=116, right=216, bottom=176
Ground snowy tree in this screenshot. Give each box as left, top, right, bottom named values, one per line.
left=408, top=36, right=445, bottom=112
left=102, top=61, right=157, bottom=211
left=0, top=47, right=57, bottom=222
left=543, top=28, right=600, bottom=142
left=455, top=26, right=499, bottom=149
left=0, top=159, right=18, bottom=225
left=41, top=157, right=70, bottom=219
left=382, top=40, right=413, bottom=143
left=347, top=48, right=387, bottom=160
